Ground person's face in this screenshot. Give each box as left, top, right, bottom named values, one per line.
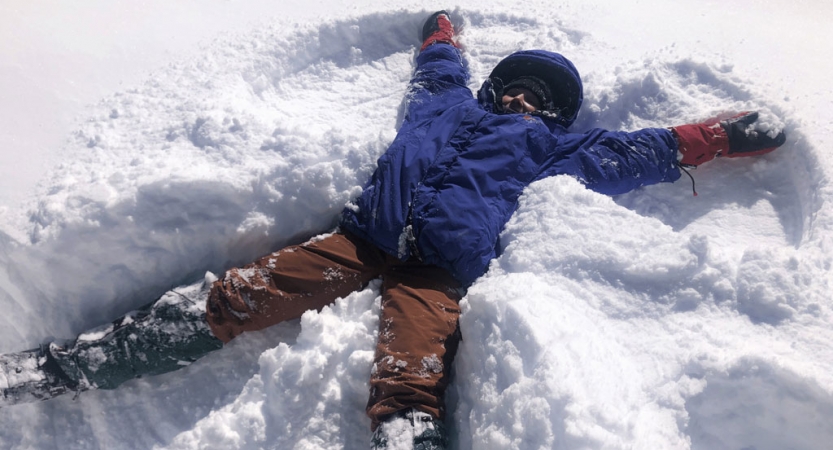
left=501, top=87, right=541, bottom=114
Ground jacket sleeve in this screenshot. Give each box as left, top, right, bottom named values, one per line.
left=404, top=43, right=473, bottom=123
left=539, top=127, right=682, bottom=195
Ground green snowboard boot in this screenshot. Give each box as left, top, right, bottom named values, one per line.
left=1, top=275, right=223, bottom=407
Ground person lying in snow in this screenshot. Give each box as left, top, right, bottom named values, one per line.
left=0, top=11, right=786, bottom=450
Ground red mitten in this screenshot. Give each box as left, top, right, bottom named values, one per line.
left=671, top=112, right=787, bottom=166
left=421, top=11, right=458, bottom=51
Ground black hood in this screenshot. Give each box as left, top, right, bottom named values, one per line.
left=477, top=50, right=584, bottom=128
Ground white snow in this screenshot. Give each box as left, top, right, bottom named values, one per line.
left=1, top=0, right=832, bottom=449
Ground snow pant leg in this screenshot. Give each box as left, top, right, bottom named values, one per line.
left=366, top=261, right=463, bottom=430
left=49, top=279, right=223, bottom=390
left=205, top=231, right=387, bottom=343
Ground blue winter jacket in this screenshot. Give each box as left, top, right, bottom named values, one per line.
left=341, top=44, right=681, bottom=285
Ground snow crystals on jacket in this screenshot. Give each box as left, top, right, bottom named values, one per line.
left=341, top=44, right=681, bottom=285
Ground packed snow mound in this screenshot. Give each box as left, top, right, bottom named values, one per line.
left=454, top=176, right=833, bottom=449
left=1, top=4, right=832, bottom=450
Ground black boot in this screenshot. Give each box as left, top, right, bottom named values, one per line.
left=370, top=408, right=448, bottom=450
left=421, top=11, right=451, bottom=43
left=0, top=345, right=79, bottom=407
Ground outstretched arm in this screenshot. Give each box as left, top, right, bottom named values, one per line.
left=543, top=112, right=787, bottom=196
left=542, top=127, right=682, bottom=196
left=404, top=12, right=472, bottom=123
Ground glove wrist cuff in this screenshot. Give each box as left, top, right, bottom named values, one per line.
left=671, top=123, right=729, bottom=166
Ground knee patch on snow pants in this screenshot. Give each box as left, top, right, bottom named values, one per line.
left=50, top=280, right=222, bottom=390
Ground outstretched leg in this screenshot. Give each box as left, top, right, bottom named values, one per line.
left=367, top=259, right=463, bottom=439
left=2, top=230, right=387, bottom=408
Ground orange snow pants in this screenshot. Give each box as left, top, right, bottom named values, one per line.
left=205, top=231, right=463, bottom=429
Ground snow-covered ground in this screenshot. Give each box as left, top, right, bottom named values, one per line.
left=1, top=0, right=832, bottom=449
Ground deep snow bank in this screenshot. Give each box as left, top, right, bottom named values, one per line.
left=1, top=3, right=832, bottom=450
left=0, top=10, right=427, bottom=344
